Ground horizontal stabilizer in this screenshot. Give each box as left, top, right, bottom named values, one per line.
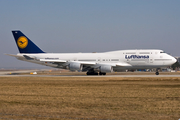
left=5, top=54, right=23, bottom=58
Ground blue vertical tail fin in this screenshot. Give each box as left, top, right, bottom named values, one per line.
left=12, top=30, right=45, bottom=53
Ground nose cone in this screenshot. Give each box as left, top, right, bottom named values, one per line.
left=172, top=57, right=177, bottom=64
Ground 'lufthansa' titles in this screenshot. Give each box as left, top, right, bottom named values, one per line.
left=125, top=55, right=149, bottom=59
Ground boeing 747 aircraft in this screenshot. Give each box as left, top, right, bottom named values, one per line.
left=7, top=30, right=177, bottom=75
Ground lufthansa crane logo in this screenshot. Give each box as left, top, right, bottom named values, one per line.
left=17, top=36, right=28, bottom=49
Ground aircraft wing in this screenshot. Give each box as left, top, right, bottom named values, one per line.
left=116, top=63, right=132, bottom=67
left=40, top=59, right=96, bottom=71
left=6, top=54, right=131, bottom=71
left=40, top=59, right=96, bottom=65
left=39, top=59, right=67, bottom=63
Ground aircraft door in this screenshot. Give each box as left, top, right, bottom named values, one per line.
left=150, top=58, right=153, bottom=63
left=127, top=58, right=131, bottom=63
left=97, top=57, right=101, bottom=63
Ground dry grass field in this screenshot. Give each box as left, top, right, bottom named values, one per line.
left=0, top=76, right=180, bottom=120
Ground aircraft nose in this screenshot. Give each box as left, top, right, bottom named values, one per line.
left=172, top=57, right=177, bottom=64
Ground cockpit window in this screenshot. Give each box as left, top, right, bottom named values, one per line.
left=160, top=51, right=165, bottom=53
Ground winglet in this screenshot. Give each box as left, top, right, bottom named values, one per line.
left=12, top=30, right=45, bottom=53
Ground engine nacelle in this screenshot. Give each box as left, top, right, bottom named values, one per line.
left=100, top=65, right=113, bottom=73
left=68, top=62, right=82, bottom=71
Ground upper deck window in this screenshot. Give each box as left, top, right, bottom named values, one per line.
left=126, top=52, right=136, bottom=54
left=139, top=52, right=150, bottom=54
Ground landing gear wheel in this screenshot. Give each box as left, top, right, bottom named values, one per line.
left=155, top=72, right=159, bottom=75
left=99, top=72, right=106, bottom=75
left=94, top=72, right=98, bottom=75
left=86, top=72, right=98, bottom=75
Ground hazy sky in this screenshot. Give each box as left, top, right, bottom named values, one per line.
left=1, top=0, right=180, bottom=69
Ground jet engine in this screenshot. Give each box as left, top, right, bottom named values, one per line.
left=68, top=62, right=82, bottom=71
left=100, top=65, right=113, bottom=73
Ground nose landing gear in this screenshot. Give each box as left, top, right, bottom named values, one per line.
left=155, top=68, right=160, bottom=75
left=155, top=71, right=159, bottom=75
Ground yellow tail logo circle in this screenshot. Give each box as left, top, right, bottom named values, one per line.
left=17, top=36, right=28, bottom=49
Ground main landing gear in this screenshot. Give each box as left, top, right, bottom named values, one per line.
left=99, top=72, right=106, bottom=75
left=86, top=71, right=106, bottom=75
left=86, top=71, right=98, bottom=75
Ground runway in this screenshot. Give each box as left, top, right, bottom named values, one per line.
left=0, top=69, right=46, bottom=75
left=1, top=74, right=180, bottom=77
left=1, top=70, right=180, bottom=77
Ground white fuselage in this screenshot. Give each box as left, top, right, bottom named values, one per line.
left=16, top=49, right=176, bottom=72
